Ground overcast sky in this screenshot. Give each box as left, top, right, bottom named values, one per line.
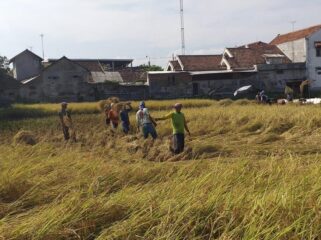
left=1, top=0, right=321, bottom=67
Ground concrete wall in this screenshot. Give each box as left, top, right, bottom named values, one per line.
left=192, top=72, right=259, bottom=98
left=13, top=52, right=42, bottom=81
left=0, top=70, right=20, bottom=105
left=277, top=38, right=307, bottom=63
left=257, top=63, right=307, bottom=92
left=148, top=72, right=192, bottom=99
left=19, top=77, right=44, bottom=103
left=93, top=82, right=148, bottom=100
left=147, top=64, right=307, bottom=99
left=42, top=58, right=93, bottom=102
left=307, top=30, right=321, bottom=89
left=0, top=87, right=19, bottom=104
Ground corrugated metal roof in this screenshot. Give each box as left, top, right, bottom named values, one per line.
left=91, top=71, right=123, bottom=83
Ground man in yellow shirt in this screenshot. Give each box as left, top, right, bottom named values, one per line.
left=155, top=103, right=190, bottom=154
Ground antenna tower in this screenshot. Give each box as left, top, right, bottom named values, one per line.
left=180, top=0, right=186, bottom=55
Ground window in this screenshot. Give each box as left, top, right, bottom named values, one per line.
left=266, top=58, right=283, bottom=64
left=316, top=67, right=321, bottom=75
left=29, top=85, right=36, bottom=90
left=33, top=59, right=39, bottom=66
left=172, top=75, right=176, bottom=84
left=315, top=42, right=321, bottom=57
left=276, top=70, right=284, bottom=74
left=48, top=76, right=59, bottom=80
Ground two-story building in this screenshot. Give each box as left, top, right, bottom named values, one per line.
left=271, top=24, right=321, bottom=91
left=9, top=49, right=43, bottom=82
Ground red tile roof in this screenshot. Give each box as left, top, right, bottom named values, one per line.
left=270, top=24, right=321, bottom=45
left=225, top=42, right=291, bottom=69
left=75, top=61, right=103, bottom=72
left=177, top=55, right=225, bottom=71
left=118, top=67, right=147, bottom=83
left=168, top=60, right=182, bottom=71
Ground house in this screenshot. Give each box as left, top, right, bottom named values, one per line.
left=167, top=55, right=225, bottom=71
left=270, top=24, right=321, bottom=90
left=221, top=42, right=291, bottom=70
left=20, top=57, right=93, bottom=102
left=9, top=49, right=43, bottom=82
left=18, top=56, right=148, bottom=102
left=150, top=55, right=227, bottom=98
left=220, top=42, right=306, bottom=94
left=149, top=42, right=306, bottom=99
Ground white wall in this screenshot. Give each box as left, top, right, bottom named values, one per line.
left=13, top=52, right=42, bottom=81
left=307, top=30, right=321, bottom=88
left=277, top=38, right=307, bottom=63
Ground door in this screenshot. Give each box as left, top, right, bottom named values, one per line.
left=193, top=83, right=199, bottom=96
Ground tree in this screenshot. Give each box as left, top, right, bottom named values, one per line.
left=0, top=56, right=9, bottom=71
left=138, top=64, right=163, bottom=72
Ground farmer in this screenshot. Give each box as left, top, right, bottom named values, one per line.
left=155, top=103, right=190, bottom=154
left=120, top=102, right=133, bottom=134
left=58, top=102, right=76, bottom=141
left=108, top=103, right=120, bottom=130
left=104, top=104, right=112, bottom=126
left=136, top=101, right=158, bottom=139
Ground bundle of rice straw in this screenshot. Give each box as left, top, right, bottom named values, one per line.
left=13, top=130, right=37, bottom=145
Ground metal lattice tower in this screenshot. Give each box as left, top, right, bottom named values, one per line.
left=180, top=0, right=185, bottom=55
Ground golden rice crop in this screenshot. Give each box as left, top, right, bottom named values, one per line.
left=2, top=101, right=321, bottom=239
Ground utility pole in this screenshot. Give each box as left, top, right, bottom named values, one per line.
left=40, top=33, right=45, bottom=59
left=180, top=0, right=186, bottom=55
left=290, top=21, right=296, bottom=62
left=146, top=56, right=151, bottom=67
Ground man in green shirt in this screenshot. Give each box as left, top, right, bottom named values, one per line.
left=155, top=103, right=190, bottom=154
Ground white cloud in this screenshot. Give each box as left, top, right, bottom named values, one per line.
left=0, top=0, right=321, bottom=67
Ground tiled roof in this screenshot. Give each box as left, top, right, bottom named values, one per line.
left=47, top=59, right=133, bottom=70
left=118, top=67, right=147, bottom=83
left=75, top=61, right=103, bottom=72
left=168, top=60, right=182, bottom=71
left=270, top=24, right=321, bottom=45
left=225, top=42, right=291, bottom=69
left=177, top=55, right=225, bottom=71
left=90, top=72, right=123, bottom=83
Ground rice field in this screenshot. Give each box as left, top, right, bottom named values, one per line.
left=1, top=99, right=321, bottom=239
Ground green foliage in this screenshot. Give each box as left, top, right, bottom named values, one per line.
left=0, top=55, right=9, bottom=70
left=138, top=64, right=163, bottom=71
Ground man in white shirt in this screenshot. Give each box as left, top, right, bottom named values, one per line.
left=136, top=101, right=157, bottom=139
